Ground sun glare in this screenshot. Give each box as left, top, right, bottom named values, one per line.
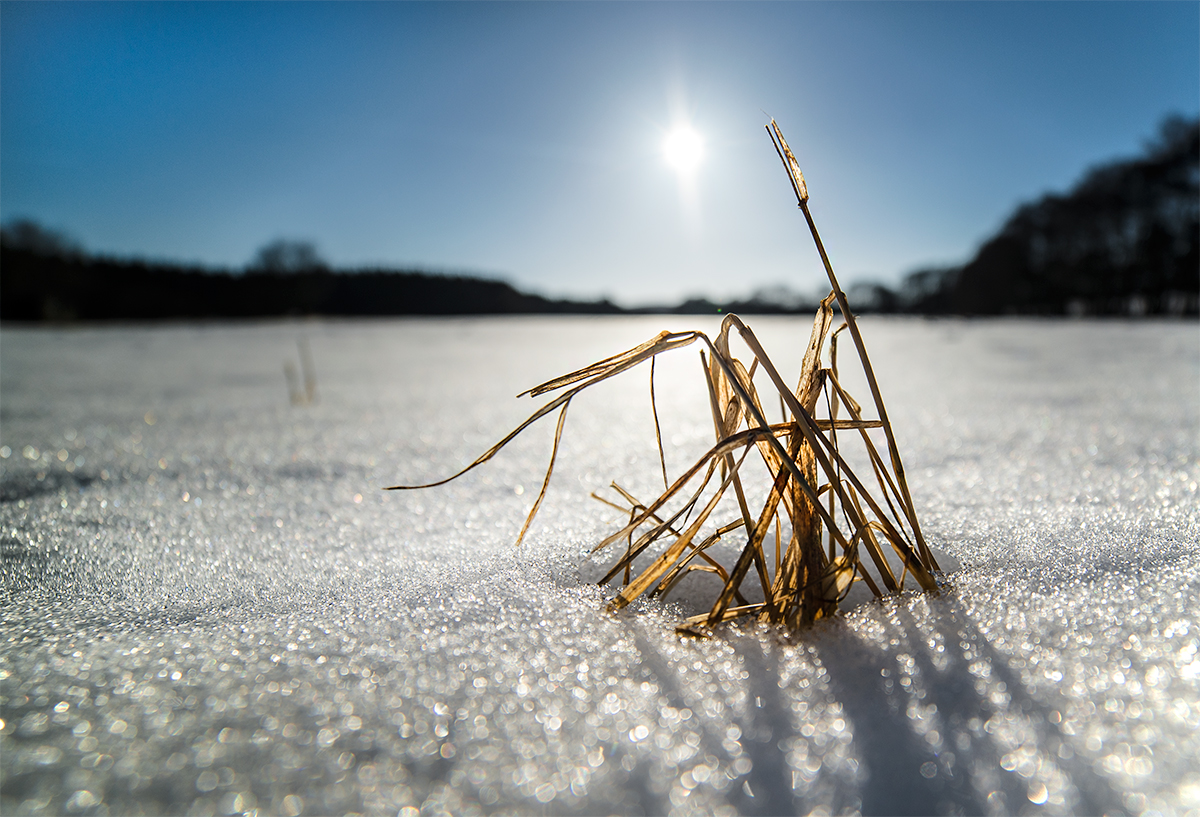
left=663, top=126, right=703, bottom=173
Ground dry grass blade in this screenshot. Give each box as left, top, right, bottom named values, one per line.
left=650, top=357, right=669, bottom=491
left=514, top=402, right=569, bottom=548
left=608, top=446, right=753, bottom=612
left=768, top=120, right=932, bottom=569
left=391, top=120, right=945, bottom=633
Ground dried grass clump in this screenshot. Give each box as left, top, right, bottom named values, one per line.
left=389, top=122, right=941, bottom=634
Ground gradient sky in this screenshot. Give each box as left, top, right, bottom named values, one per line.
left=2, top=2, right=1197, bottom=306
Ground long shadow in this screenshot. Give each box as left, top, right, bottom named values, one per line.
left=814, top=594, right=1127, bottom=816
left=907, top=600, right=1127, bottom=816
left=731, top=633, right=826, bottom=815
left=612, top=586, right=1132, bottom=816
left=629, top=627, right=825, bottom=815
left=625, top=628, right=735, bottom=812
left=813, top=618, right=969, bottom=816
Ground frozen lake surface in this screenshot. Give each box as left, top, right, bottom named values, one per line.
left=1, top=316, right=1198, bottom=816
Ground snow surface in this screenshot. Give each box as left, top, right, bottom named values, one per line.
left=1, top=316, right=1198, bottom=817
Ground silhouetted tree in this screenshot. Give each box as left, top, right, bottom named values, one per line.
left=847, top=282, right=899, bottom=313
left=0, top=219, right=84, bottom=260
left=948, top=114, right=1199, bottom=315
left=248, top=239, right=328, bottom=273
left=854, top=115, right=1198, bottom=316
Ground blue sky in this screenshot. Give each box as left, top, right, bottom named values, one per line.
left=2, top=2, right=1197, bottom=306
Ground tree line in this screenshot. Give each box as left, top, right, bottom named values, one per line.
left=0, top=234, right=621, bottom=321
left=858, top=115, right=1198, bottom=317
left=3, top=115, right=1195, bottom=321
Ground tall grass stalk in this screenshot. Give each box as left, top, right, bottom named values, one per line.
left=389, top=122, right=940, bottom=633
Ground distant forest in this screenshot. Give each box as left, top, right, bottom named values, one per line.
left=2, top=116, right=1196, bottom=321
left=858, top=115, right=1199, bottom=317
left=0, top=237, right=622, bottom=321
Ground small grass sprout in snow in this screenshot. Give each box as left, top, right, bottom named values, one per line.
left=284, top=337, right=318, bottom=406
left=388, top=121, right=942, bottom=633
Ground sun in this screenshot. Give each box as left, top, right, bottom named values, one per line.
left=663, top=125, right=703, bottom=173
